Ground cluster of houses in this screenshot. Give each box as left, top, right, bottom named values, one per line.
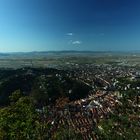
left=46, top=90, right=122, bottom=139
left=59, top=63, right=140, bottom=94
left=34, top=63, right=140, bottom=139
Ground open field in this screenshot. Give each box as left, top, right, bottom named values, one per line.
left=0, top=51, right=140, bottom=69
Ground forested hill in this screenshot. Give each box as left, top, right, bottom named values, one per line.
left=0, top=68, right=91, bottom=106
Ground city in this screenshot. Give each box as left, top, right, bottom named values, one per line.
left=0, top=52, right=139, bottom=139
left=1, top=0, right=140, bottom=139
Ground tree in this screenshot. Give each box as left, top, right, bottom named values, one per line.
left=0, top=96, right=39, bottom=140
left=9, top=89, right=22, bottom=103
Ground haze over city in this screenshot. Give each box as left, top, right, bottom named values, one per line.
left=1, top=0, right=140, bottom=52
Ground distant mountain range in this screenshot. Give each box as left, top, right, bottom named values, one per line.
left=0, top=50, right=140, bottom=58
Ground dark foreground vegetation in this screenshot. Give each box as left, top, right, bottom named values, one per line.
left=0, top=67, right=140, bottom=139
left=0, top=68, right=91, bottom=106
left=0, top=90, right=82, bottom=139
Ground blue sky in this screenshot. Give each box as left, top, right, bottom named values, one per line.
left=0, top=0, right=140, bottom=52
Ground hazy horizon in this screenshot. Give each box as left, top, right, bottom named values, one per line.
left=1, top=49, right=140, bottom=53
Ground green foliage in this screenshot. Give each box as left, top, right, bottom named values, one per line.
left=0, top=97, right=38, bottom=140
left=53, top=126, right=82, bottom=140
left=0, top=95, right=81, bottom=140
left=9, top=89, right=22, bottom=103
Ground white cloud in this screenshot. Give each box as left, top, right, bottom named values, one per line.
left=72, top=40, right=82, bottom=45
left=66, top=33, right=73, bottom=36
